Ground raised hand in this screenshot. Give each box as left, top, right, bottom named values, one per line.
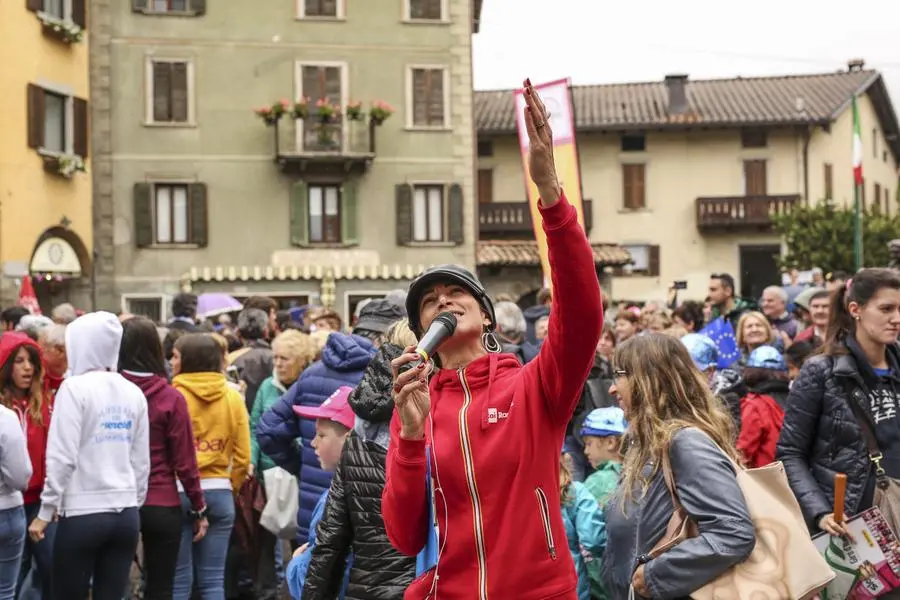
left=522, top=78, right=561, bottom=206
left=391, top=345, right=433, bottom=440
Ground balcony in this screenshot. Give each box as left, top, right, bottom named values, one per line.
left=696, top=195, right=800, bottom=232
left=272, top=116, right=377, bottom=178
left=479, top=200, right=593, bottom=238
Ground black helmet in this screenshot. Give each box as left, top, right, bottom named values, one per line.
left=406, top=265, right=496, bottom=336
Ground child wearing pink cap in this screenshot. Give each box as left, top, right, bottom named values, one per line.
left=286, top=386, right=355, bottom=599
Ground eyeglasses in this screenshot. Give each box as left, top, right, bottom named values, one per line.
left=613, top=369, right=628, bottom=378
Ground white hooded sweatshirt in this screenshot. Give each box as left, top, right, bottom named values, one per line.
left=38, top=311, right=150, bottom=521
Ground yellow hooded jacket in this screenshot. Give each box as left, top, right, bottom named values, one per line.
left=173, top=371, right=250, bottom=493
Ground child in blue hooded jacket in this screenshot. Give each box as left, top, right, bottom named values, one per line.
left=559, top=455, right=606, bottom=600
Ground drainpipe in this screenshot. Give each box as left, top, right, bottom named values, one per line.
left=801, top=126, right=812, bottom=204
left=90, top=248, right=98, bottom=310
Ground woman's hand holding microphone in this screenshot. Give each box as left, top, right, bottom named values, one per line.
left=391, top=346, right=433, bottom=440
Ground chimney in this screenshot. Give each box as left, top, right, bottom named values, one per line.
left=848, top=58, right=865, bottom=72
left=665, top=74, right=688, bottom=115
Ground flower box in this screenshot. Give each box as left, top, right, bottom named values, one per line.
left=42, top=154, right=86, bottom=179
left=38, top=13, right=84, bottom=45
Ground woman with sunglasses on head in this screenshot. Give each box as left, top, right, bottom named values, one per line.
left=777, top=269, right=900, bottom=538
left=382, top=79, right=604, bottom=600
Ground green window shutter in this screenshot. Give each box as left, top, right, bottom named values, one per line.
left=133, top=183, right=153, bottom=248
left=190, top=0, right=206, bottom=14
left=341, top=178, right=359, bottom=245
left=189, top=183, right=208, bottom=247
left=395, top=183, right=413, bottom=246
left=290, top=181, right=309, bottom=247
left=447, top=183, right=464, bottom=244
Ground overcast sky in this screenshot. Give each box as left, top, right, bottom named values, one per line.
left=472, top=0, right=900, bottom=103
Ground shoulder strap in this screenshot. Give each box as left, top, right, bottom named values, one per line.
left=658, top=446, right=683, bottom=511
left=838, top=375, right=887, bottom=482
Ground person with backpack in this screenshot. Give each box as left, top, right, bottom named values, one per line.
left=736, top=346, right=790, bottom=468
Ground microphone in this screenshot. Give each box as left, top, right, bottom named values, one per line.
left=414, top=312, right=458, bottom=363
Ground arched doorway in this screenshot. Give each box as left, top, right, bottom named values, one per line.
left=29, top=227, right=92, bottom=311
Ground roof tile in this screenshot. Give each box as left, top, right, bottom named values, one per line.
left=477, top=241, right=631, bottom=267
left=476, top=70, right=878, bottom=134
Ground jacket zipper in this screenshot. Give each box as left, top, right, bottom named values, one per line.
left=457, top=368, right=489, bottom=600
left=534, top=487, right=558, bottom=560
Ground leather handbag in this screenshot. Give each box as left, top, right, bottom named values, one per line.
left=642, top=439, right=834, bottom=599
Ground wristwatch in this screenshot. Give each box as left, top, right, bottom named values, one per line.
left=190, top=505, right=209, bottom=520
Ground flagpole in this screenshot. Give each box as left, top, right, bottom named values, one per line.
left=854, top=183, right=863, bottom=271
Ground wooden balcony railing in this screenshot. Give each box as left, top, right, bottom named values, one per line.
left=696, top=195, right=800, bottom=231
left=479, top=200, right=593, bottom=236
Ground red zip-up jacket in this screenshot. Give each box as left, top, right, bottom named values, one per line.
left=0, top=333, right=52, bottom=505
left=737, top=392, right=785, bottom=468
left=382, top=192, right=603, bottom=600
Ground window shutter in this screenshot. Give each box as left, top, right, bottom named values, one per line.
left=395, top=183, right=413, bottom=245
left=190, top=0, right=206, bottom=14
left=188, top=183, right=208, bottom=247
left=428, top=70, right=445, bottom=126
left=412, top=70, right=427, bottom=126
left=623, top=164, right=645, bottom=210
left=290, top=181, right=309, bottom=246
left=152, top=62, right=172, bottom=122
left=648, top=245, right=661, bottom=277
left=27, top=84, right=44, bottom=150
left=72, top=0, right=86, bottom=27
left=341, top=179, right=359, bottom=245
left=133, top=183, right=154, bottom=248
left=131, top=0, right=146, bottom=12
left=170, top=62, right=189, bottom=123
left=447, top=183, right=464, bottom=244
left=26, top=0, right=42, bottom=12
left=73, top=97, right=89, bottom=158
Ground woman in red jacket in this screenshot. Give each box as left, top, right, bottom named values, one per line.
left=383, top=79, right=603, bottom=600
left=0, top=332, right=53, bottom=598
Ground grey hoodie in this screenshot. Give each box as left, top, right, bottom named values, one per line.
left=39, top=311, right=150, bottom=521
left=0, top=404, right=32, bottom=510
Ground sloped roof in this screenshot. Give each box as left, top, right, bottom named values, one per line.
left=476, top=68, right=893, bottom=134
left=477, top=241, right=631, bottom=267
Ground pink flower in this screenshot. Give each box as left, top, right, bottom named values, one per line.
left=280, top=99, right=290, bottom=108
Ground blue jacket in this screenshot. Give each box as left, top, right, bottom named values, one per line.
left=561, top=482, right=606, bottom=600
left=287, top=490, right=351, bottom=600
left=256, top=332, right=375, bottom=542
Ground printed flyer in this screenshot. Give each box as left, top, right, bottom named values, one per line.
left=813, top=508, right=900, bottom=599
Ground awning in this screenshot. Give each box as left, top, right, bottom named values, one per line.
left=477, top=241, right=632, bottom=267
left=30, top=237, right=82, bottom=276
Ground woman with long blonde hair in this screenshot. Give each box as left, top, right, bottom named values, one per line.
left=0, top=333, right=54, bottom=598
left=601, top=333, right=756, bottom=599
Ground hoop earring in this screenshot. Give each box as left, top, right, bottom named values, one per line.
left=482, top=332, right=502, bottom=354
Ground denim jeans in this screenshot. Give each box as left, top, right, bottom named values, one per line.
left=173, top=490, right=235, bottom=600
left=52, top=508, right=140, bottom=600
left=17, top=502, right=56, bottom=599
left=0, top=506, right=26, bottom=600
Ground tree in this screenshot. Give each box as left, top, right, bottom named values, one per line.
left=772, top=201, right=900, bottom=272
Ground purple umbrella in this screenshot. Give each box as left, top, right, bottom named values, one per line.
left=197, top=293, right=242, bottom=319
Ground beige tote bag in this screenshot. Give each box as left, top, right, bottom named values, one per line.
left=644, top=447, right=835, bottom=599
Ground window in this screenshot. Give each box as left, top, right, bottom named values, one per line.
left=620, top=135, right=645, bottom=152
left=308, top=185, right=341, bottom=243
left=298, top=64, right=344, bottom=151
left=743, top=160, right=767, bottom=196
left=26, top=84, right=88, bottom=158
left=43, top=92, right=66, bottom=153
left=132, top=182, right=208, bottom=248
left=413, top=185, right=444, bottom=241
left=154, top=184, right=190, bottom=243
left=619, top=244, right=660, bottom=277
left=147, top=59, right=192, bottom=124
left=741, top=129, right=767, bottom=148
left=43, top=0, right=65, bottom=19
left=409, top=67, right=447, bottom=128
left=123, top=296, right=165, bottom=323
left=824, top=163, right=833, bottom=200
left=622, top=164, right=646, bottom=209
left=303, top=0, right=338, bottom=17
left=477, top=169, right=493, bottom=204
left=134, top=0, right=205, bottom=14
left=407, top=0, right=443, bottom=20
left=477, top=140, right=493, bottom=157
left=873, top=129, right=878, bottom=158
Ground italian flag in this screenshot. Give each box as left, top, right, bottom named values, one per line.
left=853, top=97, right=864, bottom=185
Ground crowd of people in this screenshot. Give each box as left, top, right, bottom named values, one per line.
left=1, top=81, right=900, bottom=600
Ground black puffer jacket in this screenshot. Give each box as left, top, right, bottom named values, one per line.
left=776, top=344, right=900, bottom=532
left=302, top=344, right=415, bottom=600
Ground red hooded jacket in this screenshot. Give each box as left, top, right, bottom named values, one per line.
left=0, top=333, right=52, bottom=505
left=382, top=193, right=604, bottom=600
left=737, top=392, right=785, bottom=468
